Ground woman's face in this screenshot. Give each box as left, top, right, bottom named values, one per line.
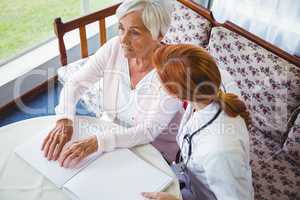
left=118, top=11, right=160, bottom=59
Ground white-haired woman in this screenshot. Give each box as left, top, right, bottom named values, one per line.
left=41, top=0, right=183, bottom=167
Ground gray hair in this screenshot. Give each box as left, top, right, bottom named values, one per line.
left=116, top=0, right=172, bottom=40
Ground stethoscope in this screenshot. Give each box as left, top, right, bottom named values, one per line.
left=179, top=107, right=222, bottom=166
left=178, top=84, right=226, bottom=165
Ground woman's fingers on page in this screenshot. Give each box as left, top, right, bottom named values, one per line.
left=41, top=128, right=55, bottom=151
left=63, top=150, right=80, bottom=168
left=76, top=151, right=86, bottom=165
left=141, top=192, right=159, bottom=199
left=53, top=137, right=66, bottom=161
left=68, top=152, right=84, bottom=168
left=59, top=142, right=80, bottom=167
left=141, top=192, right=177, bottom=200
left=52, top=139, right=65, bottom=160
left=68, top=156, right=80, bottom=168
left=43, top=132, right=54, bottom=157
left=41, top=126, right=58, bottom=151
left=58, top=140, right=90, bottom=168
left=59, top=146, right=73, bottom=167
left=47, top=133, right=59, bottom=160
left=41, top=132, right=50, bottom=151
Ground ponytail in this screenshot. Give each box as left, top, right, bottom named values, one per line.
left=216, top=90, right=251, bottom=126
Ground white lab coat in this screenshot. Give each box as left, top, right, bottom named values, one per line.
left=177, top=102, right=254, bottom=200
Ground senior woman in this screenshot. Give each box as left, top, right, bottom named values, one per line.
left=41, top=0, right=182, bottom=167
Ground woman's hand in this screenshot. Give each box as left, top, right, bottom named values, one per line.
left=41, top=118, right=73, bottom=161
left=58, top=135, right=98, bottom=168
left=142, top=192, right=180, bottom=200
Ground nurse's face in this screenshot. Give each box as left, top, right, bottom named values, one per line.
left=118, top=11, right=159, bottom=59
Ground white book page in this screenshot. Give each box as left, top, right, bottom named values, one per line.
left=14, top=126, right=100, bottom=188
left=63, top=149, right=173, bottom=200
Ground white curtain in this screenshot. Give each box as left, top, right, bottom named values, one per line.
left=211, top=0, right=300, bottom=56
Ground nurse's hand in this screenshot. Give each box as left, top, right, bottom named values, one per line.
left=41, top=118, right=73, bottom=161
left=142, top=192, right=180, bottom=200
left=58, top=135, right=98, bottom=168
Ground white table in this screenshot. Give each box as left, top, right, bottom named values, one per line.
left=0, top=116, right=182, bottom=200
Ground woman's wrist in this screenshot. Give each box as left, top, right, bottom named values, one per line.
left=57, top=118, right=73, bottom=126
left=89, top=135, right=99, bottom=153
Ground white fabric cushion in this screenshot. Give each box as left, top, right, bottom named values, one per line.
left=57, top=58, right=103, bottom=117
left=57, top=58, right=89, bottom=84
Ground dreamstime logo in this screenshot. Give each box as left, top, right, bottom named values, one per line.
left=13, top=65, right=280, bottom=130
left=13, top=68, right=57, bottom=115
left=12, top=67, right=221, bottom=116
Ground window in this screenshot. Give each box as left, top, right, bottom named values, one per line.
left=211, top=0, right=300, bottom=56
left=89, top=0, right=120, bottom=12
left=0, top=0, right=116, bottom=64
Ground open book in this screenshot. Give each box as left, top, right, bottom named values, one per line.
left=14, top=125, right=173, bottom=200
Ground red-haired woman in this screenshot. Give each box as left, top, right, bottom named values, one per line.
left=142, top=44, right=254, bottom=200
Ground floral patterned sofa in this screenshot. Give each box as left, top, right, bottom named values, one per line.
left=56, top=0, right=300, bottom=199
left=162, top=1, right=300, bottom=200
left=208, top=25, right=300, bottom=200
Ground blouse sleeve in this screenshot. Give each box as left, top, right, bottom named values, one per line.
left=95, top=89, right=183, bottom=152
left=201, top=151, right=253, bottom=200
left=55, top=38, right=114, bottom=121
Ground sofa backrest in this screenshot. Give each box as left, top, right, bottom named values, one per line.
left=162, top=0, right=213, bottom=47
left=208, top=26, right=300, bottom=142
left=163, top=0, right=300, bottom=143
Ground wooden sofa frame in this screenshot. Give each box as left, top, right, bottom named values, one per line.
left=54, top=0, right=300, bottom=67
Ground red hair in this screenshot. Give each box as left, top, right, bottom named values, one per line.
left=153, top=44, right=250, bottom=124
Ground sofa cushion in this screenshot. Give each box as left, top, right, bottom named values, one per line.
left=251, top=152, right=300, bottom=200
left=249, top=126, right=282, bottom=162
left=80, top=81, right=103, bottom=117
left=162, top=1, right=212, bottom=47
left=283, top=112, right=300, bottom=166
left=208, top=26, right=300, bottom=142
left=57, top=58, right=103, bottom=117
left=282, top=105, right=300, bottom=143
left=57, top=58, right=88, bottom=84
